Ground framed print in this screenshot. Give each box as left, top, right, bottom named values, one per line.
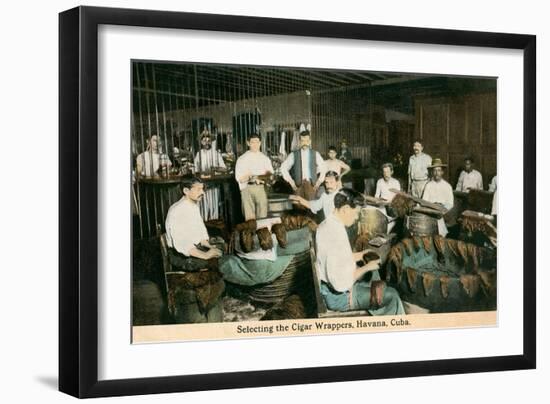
left=59, top=6, right=536, bottom=398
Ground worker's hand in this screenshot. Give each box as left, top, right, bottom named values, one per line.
left=206, top=248, right=222, bottom=259
left=313, top=183, right=320, bottom=192
left=365, top=259, right=381, bottom=271
left=289, top=195, right=305, bottom=205
left=290, top=182, right=298, bottom=192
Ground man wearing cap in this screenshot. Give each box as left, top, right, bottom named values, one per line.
left=280, top=130, right=326, bottom=200
left=422, top=158, right=454, bottom=237
left=194, top=130, right=226, bottom=220
left=455, top=157, right=483, bottom=192
left=407, top=140, right=432, bottom=198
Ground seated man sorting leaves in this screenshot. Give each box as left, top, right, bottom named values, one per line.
left=315, top=188, right=405, bottom=315
left=165, top=176, right=223, bottom=271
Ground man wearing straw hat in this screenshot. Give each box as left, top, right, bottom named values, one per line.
left=422, top=158, right=454, bottom=237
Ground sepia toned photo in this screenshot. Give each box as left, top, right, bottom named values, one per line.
left=130, top=60, right=497, bottom=343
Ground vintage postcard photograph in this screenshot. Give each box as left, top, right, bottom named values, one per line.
left=130, top=60, right=497, bottom=343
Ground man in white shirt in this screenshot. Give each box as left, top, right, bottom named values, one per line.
left=165, top=176, right=222, bottom=271
left=325, top=146, right=351, bottom=179
left=135, top=135, right=172, bottom=177
left=315, top=188, right=405, bottom=315
left=421, top=158, right=454, bottom=237
left=455, top=157, right=483, bottom=192
left=194, top=131, right=226, bottom=221
left=280, top=130, right=326, bottom=200
left=374, top=163, right=401, bottom=232
left=289, top=170, right=341, bottom=220
left=235, top=133, right=274, bottom=220
left=407, top=140, right=432, bottom=198
left=375, top=163, right=401, bottom=202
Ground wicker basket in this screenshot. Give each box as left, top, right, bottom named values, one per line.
left=247, top=249, right=312, bottom=304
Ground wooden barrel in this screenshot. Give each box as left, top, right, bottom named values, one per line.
left=358, top=207, right=388, bottom=237
left=406, top=211, right=438, bottom=236
left=248, top=249, right=312, bottom=304
left=268, top=193, right=293, bottom=217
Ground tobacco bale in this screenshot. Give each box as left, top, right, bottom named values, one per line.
left=440, top=275, right=451, bottom=299
left=271, top=223, right=288, bottom=248
left=402, top=238, right=414, bottom=256
left=421, top=236, right=433, bottom=253
left=261, top=294, right=307, bottom=320
left=459, top=274, right=481, bottom=298
left=434, top=235, right=446, bottom=256
left=281, top=214, right=318, bottom=232
left=467, top=243, right=479, bottom=272
left=456, top=241, right=469, bottom=265
left=479, top=270, right=497, bottom=297
left=390, top=193, right=416, bottom=218
left=422, top=272, right=437, bottom=297
left=166, top=270, right=225, bottom=313
left=406, top=267, right=418, bottom=292
left=446, top=238, right=460, bottom=258
left=412, top=236, right=423, bottom=252
left=256, top=227, right=274, bottom=250
left=239, top=229, right=256, bottom=253
left=235, top=219, right=257, bottom=232
left=370, top=280, right=386, bottom=308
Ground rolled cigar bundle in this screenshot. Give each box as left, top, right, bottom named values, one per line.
left=239, top=229, right=255, bottom=253
left=256, top=227, right=274, bottom=250
left=271, top=223, right=288, bottom=248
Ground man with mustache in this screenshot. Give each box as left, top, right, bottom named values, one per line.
left=407, top=140, right=432, bottom=198
left=165, top=176, right=223, bottom=270
left=289, top=170, right=341, bottom=221
left=280, top=130, right=327, bottom=200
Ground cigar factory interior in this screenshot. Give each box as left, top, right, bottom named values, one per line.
left=132, top=60, right=497, bottom=326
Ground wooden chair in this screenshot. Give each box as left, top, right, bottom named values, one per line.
left=309, top=239, right=368, bottom=318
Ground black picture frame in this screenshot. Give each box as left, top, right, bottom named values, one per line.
left=59, top=6, right=536, bottom=398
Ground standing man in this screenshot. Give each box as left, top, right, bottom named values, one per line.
left=280, top=130, right=326, bottom=200
left=235, top=133, right=274, bottom=220
left=315, top=188, right=405, bottom=315
left=407, top=140, right=432, bottom=198
left=165, top=176, right=223, bottom=271
left=325, top=145, right=351, bottom=179
left=338, top=139, right=353, bottom=166
left=289, top=171, right=342, bottom=220
left=455, top=157, right=483, bottom=192
left=422, top=158, right=454, bottom=237
left=194, top=131, right=226, bottom=221
left=136, top=135, right=172, bottom=177
left=374, top=163, right=401, bottom=232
